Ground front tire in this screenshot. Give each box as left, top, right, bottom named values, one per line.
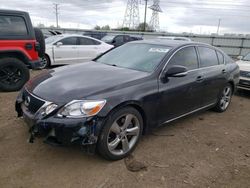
left=0, top=58, right=30, bottom=92
left=213, top=84, right=233, bottom=112
left=97, top=107, right=143, bottom=160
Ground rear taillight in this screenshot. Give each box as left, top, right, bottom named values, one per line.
left=25, top=43, right=33, bottom=50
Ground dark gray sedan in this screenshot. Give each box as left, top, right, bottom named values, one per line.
left=16, top=40, right=239, bottom=160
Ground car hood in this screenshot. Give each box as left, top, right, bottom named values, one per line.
left=236, top=60, right=250, bottom=72
left=26, top=62, right=149, bottom=103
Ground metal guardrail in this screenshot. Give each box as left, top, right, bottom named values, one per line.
left=40, top=27, right=250, bottom=57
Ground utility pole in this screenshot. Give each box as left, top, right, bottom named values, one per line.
left=143, top=0, right=148, bottom=31
left=53, top=3, right=59, bottom=28
left=217, top=18, right=221, bottom=35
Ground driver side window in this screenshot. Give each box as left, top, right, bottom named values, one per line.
left=168, top=46, right=198, bottom=70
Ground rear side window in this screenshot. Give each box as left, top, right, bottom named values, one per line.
left=168, top=46, right=198, bottom=70
left=79, top=37, right=100, bottom=45
left=0, top=15, right=28, bottom=36
left=114, top=36, right=124, bottom=44
left=124, top=35, right=130, bottom=42
left=198, top=47, right=219, bottom=67
left=58, top=37, right=77, bottom=45
left=216, top=51, right=224, bottom=64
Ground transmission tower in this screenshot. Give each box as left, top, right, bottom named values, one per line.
left=149, top=0, right=162, bottom=31
left=122, top=0, right=140, bottom=29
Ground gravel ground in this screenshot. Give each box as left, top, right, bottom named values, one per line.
left=0, top=70, right=249, bottom=188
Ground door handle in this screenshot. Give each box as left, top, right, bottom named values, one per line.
left=72, top=47, right=77, bottom=49
left=222, top=69, right=227, bottom=74
left=196, top=75, right=204, bottom=82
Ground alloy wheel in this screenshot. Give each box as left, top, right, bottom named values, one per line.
left=220, top=86, right=232, bottom=111
left=0, top=66, right=22, bottom=86
left=107, top=114, right=140, bottom=156
left=40, top=57, right=48, bottom=69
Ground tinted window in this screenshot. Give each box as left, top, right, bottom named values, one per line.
left=124, top=35, right=130, bottom=42
left=96, top=43, right=171, bottom=72
left=198, top=47, right=219, bottom=67
left=58, top=37, right=77, bottom=45
left=79, top=37, right=100, bottom=45
left=216, top=51, right=224, bottom=64
left=0, top=15, right=27, bottom=35
left=168, top=47, right=198, bottom=70
left=114, top=36, right=124, bottom=45
left=101, top=35, right=115, bottom=43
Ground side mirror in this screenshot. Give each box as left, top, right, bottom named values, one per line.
left=237, top=55, right=243, bottom=60
left=163, top=65, right=188, bottom=78
left=56, top=42, right=63, bottom=47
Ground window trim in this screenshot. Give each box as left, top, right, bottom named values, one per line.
left=55, top=36, right=78, bottom=46
left=196, top=46, right=220, bottom=68
left=159, top=44, right=223, bottom=80
left=166, top=46, right=199, bottom=71
left=216, top=50, right=225, bottom=65
left=78, top=36, right=101, bottom=45
left=0, top=15, right=28, bottom=36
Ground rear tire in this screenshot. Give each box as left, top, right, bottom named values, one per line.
left=0, top=58, right=29, bottom=92
left=213, top=84, right=233, bottom=112
left=97, top=107, right=143, bottom=160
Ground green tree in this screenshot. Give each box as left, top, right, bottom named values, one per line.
left=94, top=25, right=101, bottom=30
left=101, top=25, right=111, bottom=30
left=136, top=22, right=152, bottom=31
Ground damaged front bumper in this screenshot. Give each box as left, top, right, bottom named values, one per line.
left=15, top=96, right=104, bottom=153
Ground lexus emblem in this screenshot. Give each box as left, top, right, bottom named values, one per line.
left=24, top=96, right=31, bottom=107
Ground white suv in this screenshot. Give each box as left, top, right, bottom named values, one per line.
left=236, top=53, right=250, bottom=91
left=43, top=34, right=113, bottom=68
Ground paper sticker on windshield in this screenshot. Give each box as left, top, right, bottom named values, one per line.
left=149, top=48, right=169, bottom=53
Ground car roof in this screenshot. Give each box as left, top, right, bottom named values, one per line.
left=131, top=39, right=199, bottom=48
left=56, top=34, right=102, bottom=40
left=0, top=9, right=28, bottom=15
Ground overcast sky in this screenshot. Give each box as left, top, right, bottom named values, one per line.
left=1, top=0, right=250, bottom=34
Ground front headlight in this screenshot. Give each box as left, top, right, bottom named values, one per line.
left=39, top=103, right=58, bottom=116
left=58, top=100, right=106, bottom=118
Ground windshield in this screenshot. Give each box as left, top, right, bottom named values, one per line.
left=96, top=43, right=171, bottom=72
left=243, top=53, right=250, bottom=61
left=101, top=35, right=115, bottom=43
left=45, top=35, right=63, bottom=44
